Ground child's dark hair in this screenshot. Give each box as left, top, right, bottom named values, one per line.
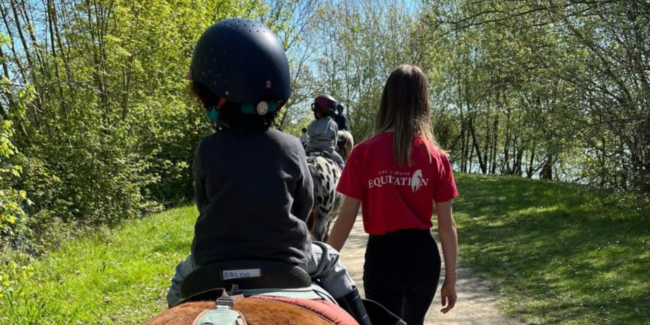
left=192, top=81, right=277, bottom=129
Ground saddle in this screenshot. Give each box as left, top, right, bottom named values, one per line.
left=307, top=149, right=334, bottom=160
left=306, top=149, right=344, bottom=170
left=179, top=261, right=356, bottom=325
left=185, top=290, right=405, bottom=325
left=178, top=261, right=405, bottom=325
left=180, top=260, right=312, bottom=303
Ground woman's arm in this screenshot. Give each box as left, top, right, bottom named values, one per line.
left=326, top=196, right=361, bottom=251
left=436, top=200, right=458, bottom=313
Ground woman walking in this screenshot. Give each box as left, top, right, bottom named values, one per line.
left=327, top=64, right=458, bottom=325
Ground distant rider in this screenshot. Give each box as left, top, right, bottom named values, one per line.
left=306, top=94, right=345, bottom=169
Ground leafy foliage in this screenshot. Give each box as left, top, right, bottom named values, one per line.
left=423, top=0, right=650, bottom=195
left=0, top=0, right=315, bottom=299
left=0, top=79, right=32, bottom=245
left=0, top=0, right=310, bottom=247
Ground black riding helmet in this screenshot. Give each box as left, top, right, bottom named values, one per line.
left=312, top=94, right=337, bottom=116
left=190, top=18, right=290, bottom=125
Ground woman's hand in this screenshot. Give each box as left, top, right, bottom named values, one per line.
left=436, top=200, right=458, bottom=313
left=440, top=281, right=457, bottom=313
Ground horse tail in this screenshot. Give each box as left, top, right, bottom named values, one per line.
left=337, top=131, right=354, bottom=161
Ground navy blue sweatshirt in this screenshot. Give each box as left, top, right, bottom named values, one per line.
left=191, top=128, right=313, bottom=266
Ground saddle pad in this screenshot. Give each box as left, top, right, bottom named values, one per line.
left=243, top=285, right=335, bottom=303
left=249, top=295, right=357, bottom=325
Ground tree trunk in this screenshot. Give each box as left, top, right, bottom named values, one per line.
left=526, top=144, right=536, bottom=178
left=490, top=113, right=498, bottom=174
left=540, top=154, right=553, bottom=180
left=470, top=116, right=487, bottom=174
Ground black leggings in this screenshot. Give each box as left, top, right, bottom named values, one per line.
left=363, top=229, right=441, bottom=325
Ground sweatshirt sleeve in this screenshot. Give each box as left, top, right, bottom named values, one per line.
left=194, top=138, right=208, bottom=213
left=337, top=146, right=365, bottom=199
left=292, top=148, right=314, bottom=221
left=433, top=154, right=459, bottom=202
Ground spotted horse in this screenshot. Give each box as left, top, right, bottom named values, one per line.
left=307, top=130, right=354, bottom=242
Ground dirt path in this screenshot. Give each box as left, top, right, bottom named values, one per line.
left=338, top=217, right=525, bottom=325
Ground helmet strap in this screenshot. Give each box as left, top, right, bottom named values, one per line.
left=205, top=97, right=228, bottom=129
left=206, top=108, right=220, bottom=127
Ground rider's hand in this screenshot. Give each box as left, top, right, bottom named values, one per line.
left=440, top=281, right=457, bottom=313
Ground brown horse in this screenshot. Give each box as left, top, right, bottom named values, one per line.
left=146, top=291, right=403, bottom=325
left=147, top=261, right=361, bottom=325
left=146, top=296, right=353, bottom=325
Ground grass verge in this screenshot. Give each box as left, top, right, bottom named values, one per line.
left=452, top=173, right=650, bottom=325
left=0, top=206, right=195, bottom=324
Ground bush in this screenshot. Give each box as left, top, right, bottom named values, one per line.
left=0, top=82, right=32, bottom=248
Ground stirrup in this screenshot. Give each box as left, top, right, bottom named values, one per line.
left=336, top=288, right=372, bottom=325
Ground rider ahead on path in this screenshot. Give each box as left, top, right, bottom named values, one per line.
left=167, top=18, right=371, bottom=325
left=306, top=94, right=346, bottom=168
left=334, top=104, right=349, bottom=131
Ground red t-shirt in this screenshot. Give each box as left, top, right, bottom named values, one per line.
left=337, top=132, right=458, bottom=235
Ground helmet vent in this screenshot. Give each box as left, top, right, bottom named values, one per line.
left=190, top=18, right=290, bottom=106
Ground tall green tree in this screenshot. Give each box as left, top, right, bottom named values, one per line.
left=422, top=0, right=649, bottom=197
left=301, top=0, right=426, bottom=141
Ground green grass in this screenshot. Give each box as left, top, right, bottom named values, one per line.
left=1, top=174, right=648, bottom=324
left=452, top=173, right=650, bottom=325
left=0, top=206, right=196, bottom=325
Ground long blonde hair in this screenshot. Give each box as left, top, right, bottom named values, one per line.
left=375, top=65, right=442, bottom=166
